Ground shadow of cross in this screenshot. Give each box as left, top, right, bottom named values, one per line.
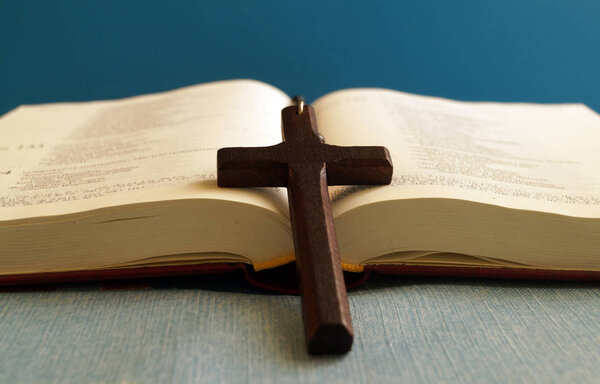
left=217, top=103, right=393, bottom=355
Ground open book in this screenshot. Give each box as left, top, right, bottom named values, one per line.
left=2, top=79, right=600, bottom=287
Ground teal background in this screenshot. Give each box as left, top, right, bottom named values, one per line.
left=1, top=0, right=600, bottom=115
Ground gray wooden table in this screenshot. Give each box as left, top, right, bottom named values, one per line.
left=1, top=275, right=599, bottom=383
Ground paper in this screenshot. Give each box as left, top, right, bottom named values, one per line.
left=0, top=80, right=291, bottom=221
left=314, top=89, right=600, bottom=217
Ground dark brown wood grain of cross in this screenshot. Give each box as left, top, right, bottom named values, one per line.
left=217, top=101, right=393, bottom=354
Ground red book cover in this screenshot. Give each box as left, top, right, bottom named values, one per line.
left=2, top=263, right=600, bottom=294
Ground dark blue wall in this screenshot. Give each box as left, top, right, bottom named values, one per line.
left=1, top=0, right=599, bottom=115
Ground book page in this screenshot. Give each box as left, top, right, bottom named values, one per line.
left=0, top=80, right=291, bottom=222
left=314, top=89, right=600, bottom=218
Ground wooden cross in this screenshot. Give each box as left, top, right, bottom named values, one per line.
left=217, top=98, right=393, bottom=354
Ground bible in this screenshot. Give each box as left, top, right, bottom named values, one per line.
left=2, top=79, right=600, bottom=288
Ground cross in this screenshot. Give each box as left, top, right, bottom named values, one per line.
left=217, top=98, right=393, bottom=354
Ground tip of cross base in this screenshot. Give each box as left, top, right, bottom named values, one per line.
left=307, top=324, right=354, bottom=355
